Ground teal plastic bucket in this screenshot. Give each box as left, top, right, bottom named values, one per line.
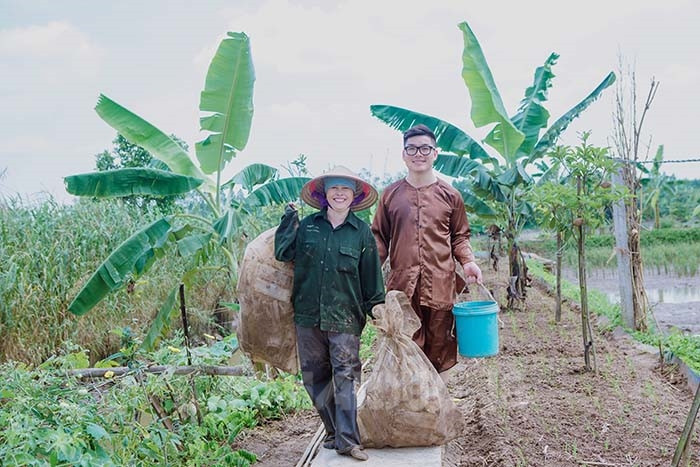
left=452, top=300, right=499, bottom=358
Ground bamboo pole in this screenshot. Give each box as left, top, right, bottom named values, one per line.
left=672, top=382, right=700, bottom=466
left=67, top=365, right=245, bottom=379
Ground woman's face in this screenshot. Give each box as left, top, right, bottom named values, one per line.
left=326, top=185, right=355, bottom=211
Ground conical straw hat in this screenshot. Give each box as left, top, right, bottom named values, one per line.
left=300, top=165, right=378, bottom=211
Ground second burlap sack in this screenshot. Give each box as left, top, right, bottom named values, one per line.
left=236, top=227, right=299, bottom=374
left=358, top=290, right=464, bottom=447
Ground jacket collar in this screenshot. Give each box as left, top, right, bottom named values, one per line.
left=313, top=208, right=359, bottom=229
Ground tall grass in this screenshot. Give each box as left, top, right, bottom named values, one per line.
left=521, top=229, right=700, bottom=276
left=0, top=196, right=234, bottom=365
left=559, top=243, right=700, bottom=276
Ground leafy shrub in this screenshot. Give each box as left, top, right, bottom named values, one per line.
left=0, top=337, right=310, bottom=465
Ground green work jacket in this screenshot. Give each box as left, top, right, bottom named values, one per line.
left=274, top=207, right=385, bottom=336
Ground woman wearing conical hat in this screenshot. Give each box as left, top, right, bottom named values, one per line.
left=275, top=166, right=384, bottom=462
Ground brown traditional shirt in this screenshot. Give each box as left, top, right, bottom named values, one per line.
left=371, top=177, right=475, bottom=310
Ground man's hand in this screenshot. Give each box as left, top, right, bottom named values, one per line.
left=462, top=261, right=483, bottom=284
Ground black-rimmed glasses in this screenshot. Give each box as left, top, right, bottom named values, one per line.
left=404, top=145, right=435, bottom=157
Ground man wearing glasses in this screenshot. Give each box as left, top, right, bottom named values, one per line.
left=371, top=124, right=482, bottom=381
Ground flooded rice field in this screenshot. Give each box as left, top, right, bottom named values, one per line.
left=563, top=266, right=700, bottom=334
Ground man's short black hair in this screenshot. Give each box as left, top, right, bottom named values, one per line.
left=403, top=124, right=437, bottom=145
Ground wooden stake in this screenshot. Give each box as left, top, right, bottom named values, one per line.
left=672, top=382, right=700, bottom=466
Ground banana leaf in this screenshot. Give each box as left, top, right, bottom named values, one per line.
left=148, top=159, right=171, bottom=171
left=472, top=168, right=507, bottom=203
left=455, top=185, right=498, bottom=217
left=177, top=233, right=213, bottom=257
left=222, top=163, right=278, bottom=191
left=370, top=105, right=494, bottom=162
left=532, top=72, right=616, bottom=158
left=68, top=218, right=172, bottom=316
left=213, top=209, right=242, bottom=244
left=458, top=21, right=524, bottom=159
left=488, top=53, right=557, bottom=159
left=140, top=287, right=179, bottom=352
left=516, top=161, right=534, bottom=184
left=95, top=95, right=211, bottom=189
left=196, top=32, right=255, bottom=175
left=244, top=177, right=311, bottom=207
left=434, top=153, right=482, bottom=178
left=496, top=167, right=521, bottom=186
left=64, top=168, right=202, bottom=197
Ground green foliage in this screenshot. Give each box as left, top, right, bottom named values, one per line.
left=530, top=134, right=626, bottom=241
left=359, top=322, right=378, bottom=362
left=66, top=31, right=309, bottom=333
left=0, top=338, right=310, bottom=465
left=663, top=333, right=700, bottom=373
left=646, top=179, right=700, bottom=226
left=0, top=196, right=233, bottom=365
left=525, top=228, right=700, bottom=276
left=95, top=133, right=189, bottom=213
left=526, top=227, right=700, bottom=250
left=371, top=20, right=615, bottom=249
left=572, top=243, right=700, bottom=277
left=588, top=227, right=700, bottom=248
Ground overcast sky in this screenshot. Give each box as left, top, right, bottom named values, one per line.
left=1, top=0, right=699, bottom=204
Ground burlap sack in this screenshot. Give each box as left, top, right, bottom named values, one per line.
left=236, top=227, right=299, bottom=374
left=357, top=290, right=464, bottom=447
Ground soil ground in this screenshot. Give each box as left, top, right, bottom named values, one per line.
left=234, top=259, right=700, bottom=466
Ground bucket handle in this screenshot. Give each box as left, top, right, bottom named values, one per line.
left=459, top=281, right=496, bottom=303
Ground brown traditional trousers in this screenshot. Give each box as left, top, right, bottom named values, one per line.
left=410, top=277, right=458, bottom=373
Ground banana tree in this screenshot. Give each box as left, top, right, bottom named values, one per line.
left=640, top=145, right=675, bottom=229
left=64, top=33, right=309, bottom=336
left=370, top=20, right=615, bottom=307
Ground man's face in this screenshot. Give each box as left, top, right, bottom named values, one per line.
left=403, top=135, right=437, bottom=174
left=326, top=185, right=355, bottom=211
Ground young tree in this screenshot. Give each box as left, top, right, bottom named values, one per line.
left=535, top=134, right=625, bottom=371
left=528, top=146, right=575, bottom=323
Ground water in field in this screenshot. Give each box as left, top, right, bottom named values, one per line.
left=564, top=266, right=700, bottom=334
left=576, top=267, right=700, bottom=304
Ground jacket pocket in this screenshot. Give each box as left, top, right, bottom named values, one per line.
left=299, top=239, right=319, bottom=262
left=337, top=245, right=359, bottom=274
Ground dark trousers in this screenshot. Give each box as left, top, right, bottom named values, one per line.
left=295, top=325, right=362, bottom=453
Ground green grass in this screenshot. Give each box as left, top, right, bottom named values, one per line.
left=525, top=227, right=700, bottom=250
left=560, top=243, right=700, bottom=276
left=521, top=229, right=700, bottom=276
left=360, top=322, right=377, bottom=362
left=0, top=197, right=235, bottom=365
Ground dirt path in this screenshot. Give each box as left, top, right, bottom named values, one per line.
left=235, top=260, right=699, bottom=466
